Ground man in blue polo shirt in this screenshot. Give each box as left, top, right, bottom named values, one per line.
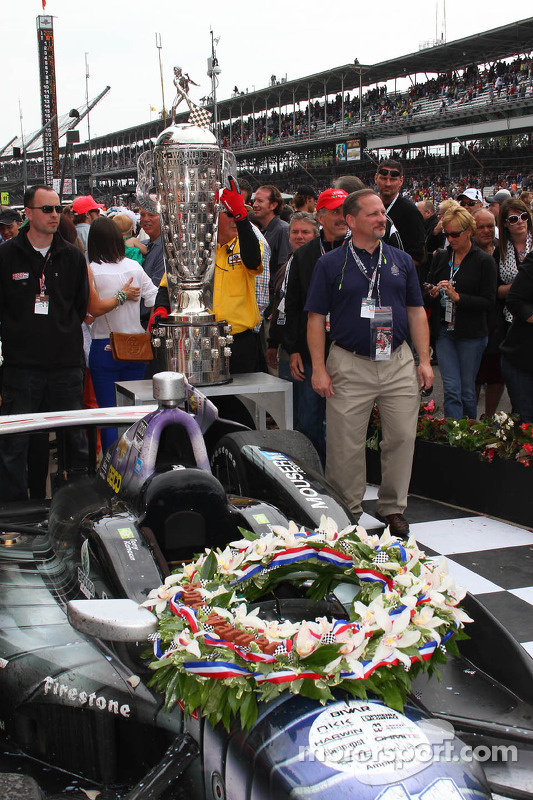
left=305, top=188, right=433, bottom=535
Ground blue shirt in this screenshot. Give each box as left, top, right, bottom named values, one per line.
left=305, top=240, right=423, bottom=356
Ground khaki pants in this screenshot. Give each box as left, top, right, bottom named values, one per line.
left=325, top=341, right=419, bottom=517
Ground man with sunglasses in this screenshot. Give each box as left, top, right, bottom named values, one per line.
left=0, top=184, right=89, bottom=502
left=375, top=160, right=426, bottom=270
left=457, top=188, right=483, bottom=215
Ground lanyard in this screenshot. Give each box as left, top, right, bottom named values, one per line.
left=39, top=251, right=51, bottom=295
left=349, top=238, right=383, bottom=305
left=277, top=254, right=294, bottom=315
left=448, top=252, right=462, bottom=283
left=385, top=194, right=399, bottom=215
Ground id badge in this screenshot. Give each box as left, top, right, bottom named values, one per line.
left=34, top=294, right=49, bottom=315
left=361, top=298, right=375, bottom=318
left=445, top=299, right=455, bottom=329
left=370, top=307, right=393, bottom=361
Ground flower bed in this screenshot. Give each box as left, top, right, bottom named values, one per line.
left=366, top=407, right=533, bottom=526
left=143, top=517, right=469, bottom=730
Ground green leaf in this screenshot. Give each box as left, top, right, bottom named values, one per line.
left=238, top=526, right=260, bottom=541
left=298, top=679, right=334, bottom=703
left=201, top=550, right=218, bottom=580
left=299, top=644, right=342, bottom=670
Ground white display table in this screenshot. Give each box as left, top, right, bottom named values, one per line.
left=115, top=372, right=293, bottom=431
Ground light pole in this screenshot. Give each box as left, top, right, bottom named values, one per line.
left=455, top=137, right=484, bottom=192
left=354, top=60, right=370, bottom=126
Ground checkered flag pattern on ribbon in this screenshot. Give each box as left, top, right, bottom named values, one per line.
left=188, top=106, right=212, bottom=128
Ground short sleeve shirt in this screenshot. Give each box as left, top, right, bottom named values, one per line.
left=305, top=240, right=423, bottom=356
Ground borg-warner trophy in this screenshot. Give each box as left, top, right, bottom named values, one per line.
left=136, top=70, right=234, bottom=385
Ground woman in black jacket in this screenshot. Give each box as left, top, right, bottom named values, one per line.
left=425, top=205, right=497, bottom=420
left=500, top=252, right=533, bottom=422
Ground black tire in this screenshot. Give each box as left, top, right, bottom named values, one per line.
left=210, top=429, right=323, bottom=495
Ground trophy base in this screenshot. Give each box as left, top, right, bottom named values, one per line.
left=151, top=319, right=233, bottom=386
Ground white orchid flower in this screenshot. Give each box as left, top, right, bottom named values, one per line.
left=216, top=547, right=245, bottom=574
left=371, top=624, right=422, bottom=670
left=174, top=630, right=201, bottom=658
left=263, top=619, right=300, bottom=640
left=271, top=520, right=307, bottom=548
left=295, top=620, right=321, bottom=657
left=233, top=604, right=266, bottom=630
left=245, top=534, right=280, bottom=561
left=140, top=583, right=179, bottom=614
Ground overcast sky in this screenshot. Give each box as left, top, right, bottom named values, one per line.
left=1, top=2, right=529, bottom=149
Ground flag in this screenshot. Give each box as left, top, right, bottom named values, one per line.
left=150, top=106, right=156, bottom=112
left=42, top=0, right=46, bottom=9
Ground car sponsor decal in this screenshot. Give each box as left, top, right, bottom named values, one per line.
left=81, top=539, right=90, bottom=576
left=0, top=658, right=8, bottom=669
left=107, top=464, right=122, bottom=493
left=12, top=272, right=30, bottom=280
left=134, top=457, right=142, bottom=474
left=77, top=567, right=95, bottom=599
left=260, top=451, right=328, bottom=509
left=123, top=537, right=139, bottom=561
left=308, top=700, right=430, bottom=783
left=134, top=419, right=148, bottom=450
left=43, top=676, right=130, bottom=718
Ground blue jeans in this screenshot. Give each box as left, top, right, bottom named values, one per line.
left=436, top=325, right=487, bottom=419
left=294, top=361, right=326, bottom=466
left=278, top=358, right=301, bottom=429
left=501, top=357, right=533, bottom=423
left=89, top=339, right=147, bottom=450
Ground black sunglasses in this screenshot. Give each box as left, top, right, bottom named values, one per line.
left=506, top=212, right=529, bottom=225
left=444, top=228, right=468, bottom=239
left=378, top=168, right=401, bottom=178
left=460, top=199, right=478, bottom=208
left=29, top=205, right=62, bottom=214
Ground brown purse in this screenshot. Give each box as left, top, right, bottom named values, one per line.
left=109, top=331, right=153, bottom=362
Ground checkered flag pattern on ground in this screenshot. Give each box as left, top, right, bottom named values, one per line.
left=188, top=106, right=212, bottom=128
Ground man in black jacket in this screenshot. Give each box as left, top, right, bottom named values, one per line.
left=376, top=160, right=426, bottom=268
left=0, top=185, right=89, bottom=502
left=283, top=188, right=348, bottom=463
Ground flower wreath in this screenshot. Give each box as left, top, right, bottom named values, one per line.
left=143, top=516, right=471, bottom=730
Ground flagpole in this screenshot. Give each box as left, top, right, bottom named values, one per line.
left=156, top=33, right=166, bottom=127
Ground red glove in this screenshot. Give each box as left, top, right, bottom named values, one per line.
left=220, top=176, right=247, bottom=221
left=148, top=306, right=168, bottom=332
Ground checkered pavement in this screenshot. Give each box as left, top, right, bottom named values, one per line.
left=362, top=485, right=533, bottom=656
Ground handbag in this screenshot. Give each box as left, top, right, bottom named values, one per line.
left=109, top=331, right=153, bottom=362
left=104, top=315, right=153, bottom=362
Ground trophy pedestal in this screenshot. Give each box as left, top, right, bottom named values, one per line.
left=151, top=318, right=232, bottom=386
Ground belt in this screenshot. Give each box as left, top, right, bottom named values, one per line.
left=332, top=341, right=402, bottom=358
left=332, top=341, right=370, bottom=359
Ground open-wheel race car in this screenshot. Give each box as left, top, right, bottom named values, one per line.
left=0, top=372, right=532, bottom=800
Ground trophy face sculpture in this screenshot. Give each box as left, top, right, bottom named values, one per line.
left=136, top=73, right=235, bottom=385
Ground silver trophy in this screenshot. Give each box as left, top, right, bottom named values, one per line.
left=136, top=73, right=235, bottom=385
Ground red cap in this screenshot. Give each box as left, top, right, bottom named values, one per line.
left=72, top=195, right=105, bottom=214
left=316, top=188, right=348, bottom=211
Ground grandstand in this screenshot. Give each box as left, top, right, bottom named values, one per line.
left=1, top=17, right=533, bottom=205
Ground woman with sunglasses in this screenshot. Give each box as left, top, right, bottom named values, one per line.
left=497, top=198, right=533, bottom=326
left=425, top=206, right=497, bottom=420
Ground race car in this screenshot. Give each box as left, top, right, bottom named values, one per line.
left=0, top=371, right=530, bottom=799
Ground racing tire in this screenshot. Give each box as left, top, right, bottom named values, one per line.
left=210, top=429, right=323, bottom=495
